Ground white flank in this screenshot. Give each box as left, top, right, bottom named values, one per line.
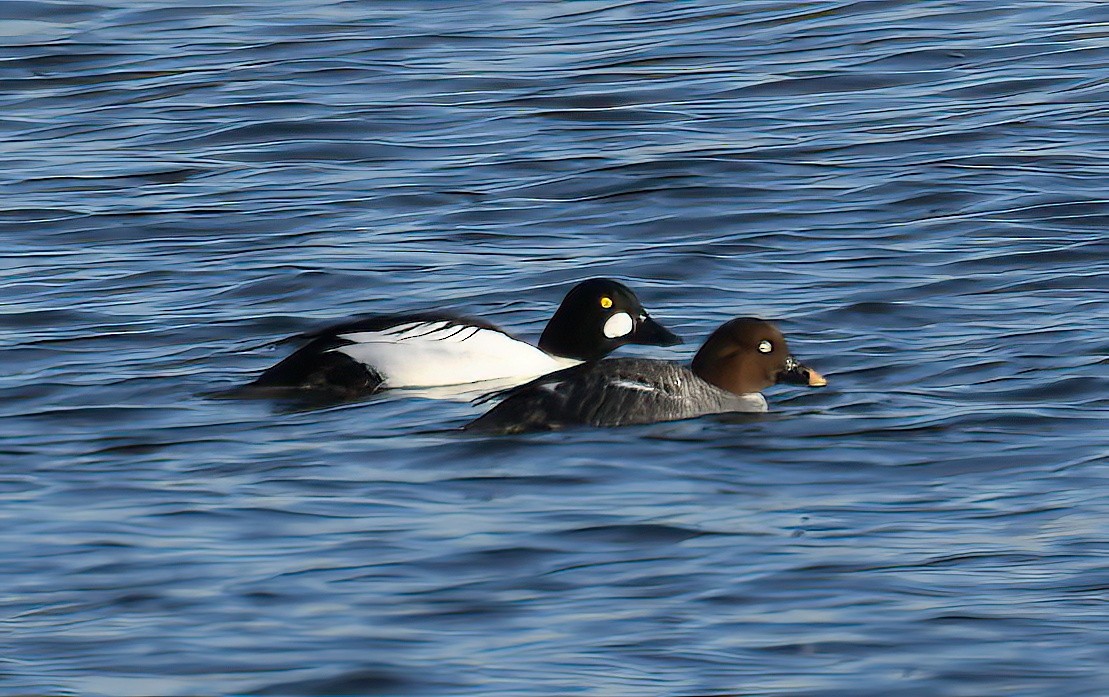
left=333, top=324, right=578, bottom=388
left=603, top=312, right=634, bottom=339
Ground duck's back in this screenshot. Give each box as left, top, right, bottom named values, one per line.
left=467, top=358, right=766, bottom=433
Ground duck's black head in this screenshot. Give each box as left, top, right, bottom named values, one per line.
left=538, top=278, right=681, bottom=361
left=691, top=317, right=826, bottom=395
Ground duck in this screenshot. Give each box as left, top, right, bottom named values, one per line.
left=244, top=278, right=681, bottom=399
left=465, top=317, right=825, bottom=433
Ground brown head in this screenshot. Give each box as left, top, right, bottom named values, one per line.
left=691, top=317, right=827, bottom=395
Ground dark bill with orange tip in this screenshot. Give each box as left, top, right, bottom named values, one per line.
left=776, top=355, right=827, bottom=387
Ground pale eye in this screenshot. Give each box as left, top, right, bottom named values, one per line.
left=758, top=340, right=773, bottom=354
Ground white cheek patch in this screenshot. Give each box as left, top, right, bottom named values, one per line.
left=603, top=312, right=634, bottom=339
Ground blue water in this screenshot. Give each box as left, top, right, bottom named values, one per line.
left=2, top=1, right=1107, bottom=694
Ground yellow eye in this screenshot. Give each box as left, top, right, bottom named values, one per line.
left=600, top=296, right=613, bottom=309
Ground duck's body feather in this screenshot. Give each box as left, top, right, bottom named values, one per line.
left=251, top=313, right=576, bottom=397
left=242, top=279, right=681, bottom=401
left=333, top=319, right=576, bottom=388
left=468, top=358, right=767, bottom=433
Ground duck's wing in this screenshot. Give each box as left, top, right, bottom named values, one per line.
left=467, top=358, right=716, bottom=432
left=471, top=360, right=598, bottom=406
left=253, top=313, right=562, bottom=393
left=295, top=312, right=508, bottom=343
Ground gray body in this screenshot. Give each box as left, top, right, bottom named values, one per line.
left=467, top=358, right=767, bottom=433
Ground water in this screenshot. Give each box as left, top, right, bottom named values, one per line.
left=2, top=1, right=1107, bottom=694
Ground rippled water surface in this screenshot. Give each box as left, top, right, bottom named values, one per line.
left=3, top=1, right=1108, bottom=694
